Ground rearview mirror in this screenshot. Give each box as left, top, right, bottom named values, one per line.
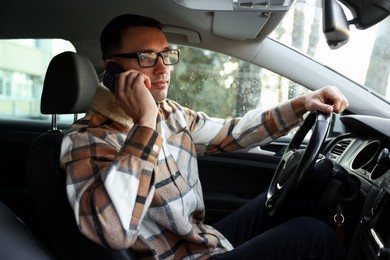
left=322, top=0, right=350, bottom=49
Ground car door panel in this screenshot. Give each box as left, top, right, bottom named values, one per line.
left=198, top=140, right=290, bottom=224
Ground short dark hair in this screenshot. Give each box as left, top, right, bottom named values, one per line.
left=100, top=14, right=163, bottom=60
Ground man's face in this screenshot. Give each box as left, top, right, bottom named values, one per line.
left=110, top=26, right=172, bottom=102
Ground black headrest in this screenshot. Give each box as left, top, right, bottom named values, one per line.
left=41, top=51, right=99, bottom=115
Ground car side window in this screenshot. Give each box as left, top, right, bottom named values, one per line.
left=170, top=45, right=311, bottom=118
left=0, top=40, right=310, bottom=124
left=0, top=39, right=76, bottom=122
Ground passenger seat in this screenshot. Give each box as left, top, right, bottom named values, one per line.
left=25, top=51, right=136, bottom=260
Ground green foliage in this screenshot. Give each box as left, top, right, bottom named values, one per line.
left=168, top=45, right=307, bottom=119
left=168, top=46, right=237, bottom=118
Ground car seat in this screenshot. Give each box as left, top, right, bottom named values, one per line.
left=25, top=51, right=135, bottom=260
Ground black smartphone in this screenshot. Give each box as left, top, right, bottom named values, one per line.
left=103, top=61, right=125, bottom=93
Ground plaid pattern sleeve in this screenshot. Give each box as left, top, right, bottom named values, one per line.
left=187, top=100, right=302, bottom=154
left=60, top=113, right=163, bottom=250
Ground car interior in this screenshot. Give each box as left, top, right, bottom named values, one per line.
left=1, top=0, right=390, bottom=259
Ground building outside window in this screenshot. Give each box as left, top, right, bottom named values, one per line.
left=0, top=39, right=75, bottom=119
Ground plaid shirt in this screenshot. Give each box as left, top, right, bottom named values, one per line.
left=60, top=86, right=302, bottom=259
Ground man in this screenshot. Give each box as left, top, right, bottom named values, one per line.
left=60, top=14, right=349, bottom=259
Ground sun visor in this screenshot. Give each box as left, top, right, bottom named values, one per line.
left=212, top=12, right=270, bottom=40
left=172, top=0, right=294, bottom=12
left=172, top=0, right=295, bottom=41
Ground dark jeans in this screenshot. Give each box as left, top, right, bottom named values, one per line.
left=210, top=192, right=346, bottom=260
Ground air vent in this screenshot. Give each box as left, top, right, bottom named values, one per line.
left=329, top=139, right=352, bottom=158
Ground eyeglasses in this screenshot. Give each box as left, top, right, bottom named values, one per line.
left=108, top=49, right=180, bottom=68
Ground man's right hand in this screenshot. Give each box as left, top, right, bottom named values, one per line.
left=115, top=70, right=158, bottom=129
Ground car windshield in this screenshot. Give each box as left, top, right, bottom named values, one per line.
left=269, top=0, right=390, bottom=102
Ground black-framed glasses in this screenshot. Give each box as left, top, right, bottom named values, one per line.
left=108, top=49, right=180, bottom=68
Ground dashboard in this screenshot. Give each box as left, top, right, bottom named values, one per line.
left=325, top=115, right=390, bottom=260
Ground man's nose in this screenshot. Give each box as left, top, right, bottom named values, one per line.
left=154, top=56, right=169, bottom=72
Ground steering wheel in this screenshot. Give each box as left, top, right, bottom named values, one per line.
left=265, top=111, right=332, bottom=216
